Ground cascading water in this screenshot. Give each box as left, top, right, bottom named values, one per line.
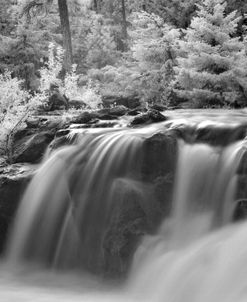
left=2, top=114, right=247, bottom=302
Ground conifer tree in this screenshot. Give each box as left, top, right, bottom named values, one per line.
left=174, top=0, right=247, bottom=107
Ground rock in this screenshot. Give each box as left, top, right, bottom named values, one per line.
left=71, top=111, right=93, bottom=124
left=233, top=199, right=247, bottom=221
left=141, top=132, right=177, bottom=181
left=102, top=132, right=178, bottom=275
left=102, top=95, right=141, bottom=109
left=108, top=105, right=128, bottom=116
left=68, top=100, right=87, bottom=109
left=0, top=164, right=35, bottom=252
left=71, top=106, right=128, bottom=125
left=47, top=135, right=73, bottom=154
left=236, top=148, right=247, bottom=174
left=130, top=109, right=167, bottom=126
left=12, top=131, right=55, bottom=163
left=46, top=91, right=69, bottom=111
left=195, top=125, right=247, bottom=146
left=128, top=109, right=142, bottom=116
left=150, top=103, right=167, bottom=111
left=103, top=179, right=152, bottom=275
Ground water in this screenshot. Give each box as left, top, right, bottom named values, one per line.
left=2, top=113, right=247, bottom=301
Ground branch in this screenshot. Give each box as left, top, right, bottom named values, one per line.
left=20, top=0, right=53, bottom=22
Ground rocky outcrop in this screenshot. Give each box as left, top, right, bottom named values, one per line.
left=0, top=163, right=35, bottom=252
left=102, top=131, right=178, bottom=275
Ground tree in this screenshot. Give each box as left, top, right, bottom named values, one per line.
left=57, top=0, right=73, bottom=70
left=21, top=0, right=73, bottom=71
left=174, top=0, right=247, bottom=108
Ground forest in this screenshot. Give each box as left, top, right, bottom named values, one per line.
left=1, top=0, right=247, bottom=158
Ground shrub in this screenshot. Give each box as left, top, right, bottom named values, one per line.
left=0, top=70, right=31, bottom=160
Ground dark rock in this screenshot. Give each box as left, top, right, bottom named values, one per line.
left=128, top=109, right=142, bottom=116
left=236, top=148, right=247, bottom=174
left=93, top=121, right=118, bottom=128
left=142, top=132, right=177, bottom=181
left=56, top=129, right=71, bottom=137
left=46, top=91, right=69, bottom=111
left=68, top=100, right=87, bottom=109
left=71, top=106, right=128, bottom=125
left=71, top=111, right=93, bottom=124
left=102, top=95, right=141, bottom=109
left=150, top=104, right=167, bottom=111
left=233, top=199, right=247, bottom=221
left=48, top=135, right=73, bottom=153
left=0, top=164, right=35, bottom=252
left=102, top=132, right=177, bottom=275
left=103, top=180, right=152, bottom=275
left=93, top=106, right=128, bottom=120
left=108, top=105, right=128, bottom=116
left=195, top=125, right=247, bottom=146
left=25, top=118, right=41, bottom=128
left=130, top=109, right=167, bottom=126
left=13, top=131, right=54, bottom=163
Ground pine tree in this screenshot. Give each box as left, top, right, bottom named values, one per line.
left=174, top=0, right=247, bottom=108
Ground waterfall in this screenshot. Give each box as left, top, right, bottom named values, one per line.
left=3, top=123, right=247, bottom=302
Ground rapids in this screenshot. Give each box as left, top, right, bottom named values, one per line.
left=2, top=110, right=247, bottom=301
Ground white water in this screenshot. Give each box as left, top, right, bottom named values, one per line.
left=2, top=126, right=247, bottom=301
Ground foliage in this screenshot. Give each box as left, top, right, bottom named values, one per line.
left=71, top=9, right=119, bottom=71
left=0, top=70, right=31, bottom=160
left=87, top=11, right=180, bottom=105
left=174, top=0, right=247, bottom=108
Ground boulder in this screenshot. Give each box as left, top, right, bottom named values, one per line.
left=130, top=109, right=167, bottom=126
left=71, top=111, right=93, bottom=124
left=46, top=91, right=69, bottom=111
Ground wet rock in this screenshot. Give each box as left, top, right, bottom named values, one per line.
left=48, top=135, right=73, bottom=153
left=150, top=103, right=167, bottom=111
left=195, top=125, right=247, bottom=146
left=12, top=131, right=54, bottom=163
left=130, top=110, right=167, bottom=126
left=236, top=175, right=247, bottom=200
left=236, top=148, right=247, bottom=174
left=102, top=132, right=178, bottom=275
left=0, top=164, right=35, bottom=252
left=103, top=180, right=152, bottom=275
left=233, top=199, right=247, bottom=221
left=128, top=109, right=142, bottom=116
left=142, top=132, right=177, bottom=181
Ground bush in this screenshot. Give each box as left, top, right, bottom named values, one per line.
left=0, top=70, right=31, bottom=160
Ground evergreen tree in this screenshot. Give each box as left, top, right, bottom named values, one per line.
left=174, top=0, right=247, bottom=108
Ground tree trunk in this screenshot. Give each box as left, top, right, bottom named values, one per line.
left=57, top=0, right=73, bottom=71
left=93, top=0, right=98, bottom=12
left=121, top=0, right=128, bottom=51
